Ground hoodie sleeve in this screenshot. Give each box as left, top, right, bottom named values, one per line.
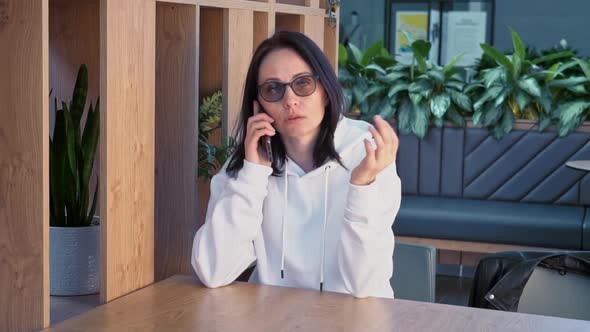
left=338, top=161, right=401, bottom=298
left=191, top=160, right=273, bottom=288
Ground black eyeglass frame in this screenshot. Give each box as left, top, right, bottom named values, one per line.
left=257, top=74, right=320, bottom=102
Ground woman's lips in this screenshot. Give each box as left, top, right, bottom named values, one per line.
left=287, top=116, right=305, bottom=122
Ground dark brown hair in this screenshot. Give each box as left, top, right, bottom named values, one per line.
left=226, top=31, right=346, bottom=177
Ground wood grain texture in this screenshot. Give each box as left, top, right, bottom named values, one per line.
left=438, top=249, right=461, bottom=265
left=49, top=0, right=101, bottom=215
left=254, top=11, right=273, bottom=50
left=44, top=275, right=590, bottom=332
left=275, top=3, right=323, bottom=15
left=397, top=236, right=557, bottom=254
left=197, top=7, right=224, bottom=230
left=275, top=13, right=303, bottom=32
left=100, top=0, right=155, bottom=303
left=461, top=251, right=485, bottom=267
left=0, top=0, right=49, bottom=330
left=321, top=0, right=338, bottom=72
left=302, top=13, right=323, bottom=49
left=159, top=0, right=270, bottom=12
left=223, top=8, right=254, bottom=138
left=154, top=2, right=198, bottom=281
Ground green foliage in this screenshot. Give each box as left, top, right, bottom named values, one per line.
left=338, top=40, right=396, bottom=119
left=466, top=29, right=576, bottom=138
left=553, top=58, right=590, bottom=136
left=339, top=35, right=470, bottom=138
left=338, top=29, right=590, bottom=139
left=50, top=64, right=100, bottom=227
left=198, top=91, right=236, bottom=180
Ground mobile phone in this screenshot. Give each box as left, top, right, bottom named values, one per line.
left=258, top=105, right=274, bottom=163
left=263, top=135, right=273, bottom=163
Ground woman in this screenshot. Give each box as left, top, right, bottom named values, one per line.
left=191, top=31, right=401, bottom=299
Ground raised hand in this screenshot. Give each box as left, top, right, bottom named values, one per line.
left=351, top=115, right=399, bottom=186
left=244, top=100, right=276, bottom=167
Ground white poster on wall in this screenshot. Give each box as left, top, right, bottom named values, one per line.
left=441, top=11, right=487, bottom=67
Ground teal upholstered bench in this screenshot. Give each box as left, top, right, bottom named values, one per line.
left=393, top=125, right=590, bottom=253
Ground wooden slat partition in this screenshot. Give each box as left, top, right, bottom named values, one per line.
left=302, top=14, right=324, bottom=49
left=196, top=6, right=224, bottom=232
left=275, top=13, right=304, bottom=32
left=223, top=8, right=254, bottom=138
left=0, top=0, right=49, bottom=330
left=1, top=0, right=339, bottom=328
left=321, top=0, right=339, bottom=71
left=254, top=11, right=274, bottom=49
left=99, top=0, right=156, bottom=303
left=154, top=2, right=199, bottom=281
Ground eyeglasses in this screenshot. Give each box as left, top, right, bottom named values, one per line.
left=257, top=74, right=319, bottom=102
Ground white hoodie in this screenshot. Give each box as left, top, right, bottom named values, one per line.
left=191, top=117, right=402, bottom=298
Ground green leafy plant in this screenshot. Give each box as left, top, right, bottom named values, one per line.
left=467, top=29, right=573, bottom=138
left=386, top=32, right=472, bottom=138
left=552, top=58, right=590, bottom=136
left=50, top=64, right=100, bottom=227
left=338, top=40, right=396, bottom=120
left=198, top=91, right=236, bottom=180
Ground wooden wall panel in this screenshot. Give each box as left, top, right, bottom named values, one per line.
left=223, top=8, right=254, bottom=138
left=155, top=2, right=198, bottom=281
left=0, top=0, right=49, bottom=330
left=275, top=13, right=303, bottom=33
left=302, top=14, right=323, bottom=50
left=100, top=0, right=155, bottom=303
left=254, top=11, right=274, bottom=50
left=322, top=7, right=338, bottom=71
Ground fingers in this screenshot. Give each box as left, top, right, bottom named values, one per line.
left=363, top=138, right=376, bottom=164
left=250, top=121, right=276, bottom=140
left=373, top=115, right=394, bottom=144
left=368, top=125, right=385, bottom=160
left=253, top=100, right=260, bottom=114
left=373, top=115, right=398, bottom=155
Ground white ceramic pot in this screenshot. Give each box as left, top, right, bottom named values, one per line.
left=50, top=223, right=100, bottom=296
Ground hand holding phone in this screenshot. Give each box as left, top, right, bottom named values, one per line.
left=245, top=101, right=275, bottom=166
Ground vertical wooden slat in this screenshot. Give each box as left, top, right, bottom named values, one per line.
left=322, top=4, right=339, bottom=71
left=154, top=2, right=198, bottom=281
left=100, top=0, right=155, bottom=303
left=0, top=0, right=49, bottom=330
left=223, top=9, right=254, bottom=140
left=302, top=14, right=323, bottom=49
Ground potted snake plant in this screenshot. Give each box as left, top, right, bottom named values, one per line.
left=49, top=64, right=100, bottom=295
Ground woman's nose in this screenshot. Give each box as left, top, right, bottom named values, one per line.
left=282, top=85, right=299, bottom=109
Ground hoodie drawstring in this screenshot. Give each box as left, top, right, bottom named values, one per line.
left=279, top=162, right=332, bottom=292
left=320, top=165, right=331, bottom=292
left=280, top=167, right=288, bottom=279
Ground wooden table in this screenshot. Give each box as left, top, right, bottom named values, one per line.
left=44, top=275, right=590, bottom=332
